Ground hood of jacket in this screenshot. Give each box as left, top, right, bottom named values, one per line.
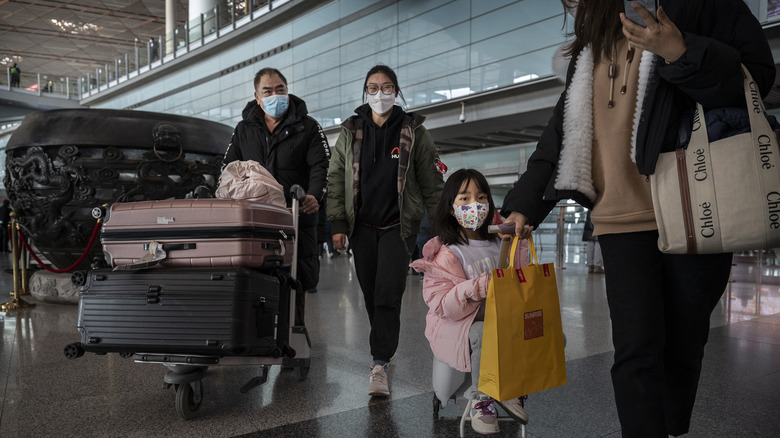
left=411, top=237, right=469, bottom=283
left=344, top=104, right=425, bottom=132
left=553, top=46, right=656, bottom=203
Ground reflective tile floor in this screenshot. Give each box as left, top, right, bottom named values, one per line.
left=1, top=246, right=779, bottom=437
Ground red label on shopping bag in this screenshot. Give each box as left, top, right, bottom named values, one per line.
left=516, top=269, right=526, bottom=283
left=524, top=309, right=544, bottom=340
left=543, top=264, right=551, bottom=277
left=495, top=269, right=504, bottom=278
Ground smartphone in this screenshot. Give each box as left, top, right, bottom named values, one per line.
left=623, top=0, right=658, bottom=27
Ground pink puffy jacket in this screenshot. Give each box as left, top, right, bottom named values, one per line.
left=410, top=237, right=529, bottom=372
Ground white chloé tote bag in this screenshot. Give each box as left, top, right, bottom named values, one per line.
left=651, top=65, right=780, bottom=254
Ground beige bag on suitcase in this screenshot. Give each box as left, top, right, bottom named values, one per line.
left=216, top=160, right=286, bottom=208
left=650, top=65, right=780, bottom=254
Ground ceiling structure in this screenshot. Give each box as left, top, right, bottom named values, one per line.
left=0, top=0, right=553, bottom=154
left=0, top=0, right=187, bottom=79
left=4, top=1, right=780, bottom=155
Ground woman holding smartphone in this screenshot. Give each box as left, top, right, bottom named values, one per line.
left=500, top=1, right=774, bottom=436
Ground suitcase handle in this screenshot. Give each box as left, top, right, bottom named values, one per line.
left=142, top=242, right=197, bottom=252
left=262, top=240, right=286, bottom=256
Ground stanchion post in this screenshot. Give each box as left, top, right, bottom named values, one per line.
left=556, top=206, right=565, bottom=270
left=20, top=234, right=29, bottom=295
left=2, top=212, right=35, bottom=312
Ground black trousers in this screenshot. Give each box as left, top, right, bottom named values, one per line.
left=350, top=224, right=415, bottom=363
left=0, top=223, right=9, bottom=252
left=599, top=231, right=732, bottom=437
left=294, top=222, right=319, bottom=326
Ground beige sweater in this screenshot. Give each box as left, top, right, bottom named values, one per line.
left=591, top=38, right=657, bottom=236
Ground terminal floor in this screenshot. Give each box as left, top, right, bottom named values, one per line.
left=1, top=247, right=779, bottom=437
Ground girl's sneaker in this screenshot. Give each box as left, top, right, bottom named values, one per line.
left=470, top=395, right=499, bottom=434
left=497, top=395, right=529, bottom=424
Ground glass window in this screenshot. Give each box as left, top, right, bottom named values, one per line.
left=163, top=91, right=191, bottom=110
left=224, top=82, right=252, bottom=104
left=471, top=0, right=518, bottom=17
left=190, top=94, right=221, bottom=117
left=470, top=46, right=558, bottom=93
left=338, top=82, right=364, bottom=115
left=294, top=3, right=339, bottom=38
left=218, top=40, right=254, bottom=69
left=338, top=49, right=398, bottom=85
left=300, top=87, right=341, bottom=115
left=397, top=0, right=453, bottom=22
left=471, top=0, right=563, bottom=43
left=404, top=71, right=470, bottom=107
left=293, top=48, right=340, bottom=81
left=219, top=69, right=252, bottom=95
left=191, top=79, right=221, bottom=101
left=397, top=0, right=468, bottom=44
left=399, top=47, right=469, bottom=89
left=252, top=24, right=293, bottom=55
left=340, top=26, right=397, bottom=65
left=768, top=0, right=780, bottom=21
left=294, top=30, right=340, bottom=64
left=339, top=5, right=397, bottom=46
left=162, top=70, right=191, bottom=91
left=470, top=17, right=565, bottom=67
left=293, top=71, right=339, bottom=99
left=398, top=22, right=469, bottom=66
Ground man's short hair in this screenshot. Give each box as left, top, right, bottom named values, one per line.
left=254, top=68, right=287, bottom=89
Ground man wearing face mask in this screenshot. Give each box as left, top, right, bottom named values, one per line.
left=222, top=67, right=330, bottom=327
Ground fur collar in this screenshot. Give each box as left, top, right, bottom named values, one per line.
left=553, top=47, right=655, bottom=201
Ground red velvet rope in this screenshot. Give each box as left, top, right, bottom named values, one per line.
left=16, top=220, right=102, bottom=274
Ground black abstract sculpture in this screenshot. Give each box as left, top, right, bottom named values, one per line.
left=4, top=108, right=232, bottom=270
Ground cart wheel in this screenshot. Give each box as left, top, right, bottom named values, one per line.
left=175, top=380, right=203, bottom=420
left=294, top=366, right=310, bottom=381
left=432, top=393, right=441, bottom=418
left=63, top=343, right=85, bottom=360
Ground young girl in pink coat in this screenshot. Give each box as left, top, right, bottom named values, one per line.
left=411, top=169, right=529, bottom=435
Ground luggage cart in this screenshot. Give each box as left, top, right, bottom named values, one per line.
left=64, top=185, right=311, bottom=420
left=431, top=356, right=527, bottom=437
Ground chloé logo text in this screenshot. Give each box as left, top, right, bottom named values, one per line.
left=698, top=201, right=715, bottom=238
left=768, top=192, right=780, bottom=230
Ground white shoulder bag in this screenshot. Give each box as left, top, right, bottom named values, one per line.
left=651, top=65, right=780, bottom=254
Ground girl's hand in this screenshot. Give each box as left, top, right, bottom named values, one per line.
left=332, top=233, right=347, bottom=251
left=620, top=5, right=687, bottom=63
left=500, top=211, right=534, bottom=239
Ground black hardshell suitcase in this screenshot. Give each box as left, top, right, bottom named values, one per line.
left=76, top=267, right=290, bottom=357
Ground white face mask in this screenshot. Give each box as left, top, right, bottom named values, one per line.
left=452, top=201, right=489, bottom=231
left=367, top=91, right=395, bottom=115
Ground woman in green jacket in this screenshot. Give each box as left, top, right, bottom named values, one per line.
left=327, top=65, right=444, bottom=397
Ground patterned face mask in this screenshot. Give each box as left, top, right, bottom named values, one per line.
left=452, top=201, right=489, bottom=231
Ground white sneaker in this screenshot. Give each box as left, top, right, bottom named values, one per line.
left=470, top=395, right=499, bottom=434
left=368, top=365, right=390, bottom=397
left=497, top=396, right=529, bottom=424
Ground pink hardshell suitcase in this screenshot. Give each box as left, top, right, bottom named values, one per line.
left=100, top=199, right=294, bottom=270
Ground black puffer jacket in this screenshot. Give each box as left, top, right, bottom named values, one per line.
left=222, top=94, right=330, bottom=227
left=502, top=0, right=775, bottom=226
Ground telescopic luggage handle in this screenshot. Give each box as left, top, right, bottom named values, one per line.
left=289, top=184, right=306, bottom=201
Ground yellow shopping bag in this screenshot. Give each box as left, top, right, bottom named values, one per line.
left=478, top=236, right=567, bottom=401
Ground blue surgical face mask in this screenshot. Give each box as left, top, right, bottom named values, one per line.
left=261, top=94, right=289, bottom=118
